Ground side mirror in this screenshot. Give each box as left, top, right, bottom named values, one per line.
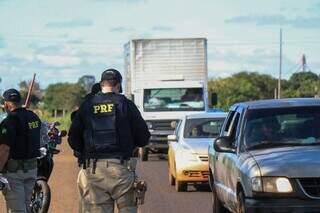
left=167, top=134, right=177, bottom=142
left=211, top=93, right=218, bottom=106
left=214, top=136, right=235, bottom=153
left=60, top=130, right=67, bottom=137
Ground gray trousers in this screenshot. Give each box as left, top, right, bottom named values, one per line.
left=77, top=159, right=137, bottom=213
left=2, top=169, right=37, bottom=213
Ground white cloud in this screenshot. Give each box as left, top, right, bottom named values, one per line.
left=36, top=55, right=81, bottom=67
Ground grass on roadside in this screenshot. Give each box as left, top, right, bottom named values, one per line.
left=40, top=111, right=72, bottom=131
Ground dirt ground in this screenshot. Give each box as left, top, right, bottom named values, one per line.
left=0, top=139, right=79, bottom=213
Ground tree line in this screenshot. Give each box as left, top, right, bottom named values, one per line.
left=5, top=71, right=319, bottom=115
left=7, top=75, right=95, bottom=117
left=209, top=71, right=320, bottom=110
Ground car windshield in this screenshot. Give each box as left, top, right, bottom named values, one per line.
left=184, top=118, right=225, bottom=138
left=244, top=106, right=320, bottom=150
left=143, top=88, right=204, bottom=112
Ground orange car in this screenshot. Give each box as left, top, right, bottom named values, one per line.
left=168, top=112, right=227, bottom=191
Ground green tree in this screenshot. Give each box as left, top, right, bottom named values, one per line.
left=283, top=72, right=319, bottom=97
left=208, top=72, right=278, bottom=109
left=43, top=83, right=86, bottom=112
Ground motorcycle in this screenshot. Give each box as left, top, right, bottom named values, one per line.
left=30, top=121, right=67, bottom=213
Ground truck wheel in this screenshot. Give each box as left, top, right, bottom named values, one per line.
left=139, top=147, right=148, bottom=161
left=175, top=180, right=187, bottom=192
left=169, top=171, right=175, bottom=186
left=212, top=185, right=228, bottom=213
left=237, top=191, right=246, bottom=213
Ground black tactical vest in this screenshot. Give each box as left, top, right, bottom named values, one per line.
left=83, top=92, right=126, bottom=158
left=9, top=108, right=41, bottom=159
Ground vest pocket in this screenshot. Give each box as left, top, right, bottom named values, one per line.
left=92, top=130, right=118, bottom=151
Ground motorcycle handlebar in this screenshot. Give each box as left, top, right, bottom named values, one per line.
left=0, top=182, right=4, bottom=190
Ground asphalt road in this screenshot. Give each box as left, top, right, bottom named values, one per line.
left=137, top=155, right=213, bottom=213
left=1, top=140, right=213, bottom=213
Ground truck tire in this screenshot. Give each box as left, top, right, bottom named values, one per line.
left=209, top=170, right=214, bottom=191
left=212, top=184, right=228, bottom=213
left=175, top=180, right=187, bottom=192
left=139, top=147, right=148, bottom=161
left=237, top=190, right=246, bottom=213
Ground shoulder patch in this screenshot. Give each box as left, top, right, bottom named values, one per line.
left=28, top=121, right=40, bottom=129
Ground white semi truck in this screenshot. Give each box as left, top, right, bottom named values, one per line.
left=124, top=38, right=215, bottom=161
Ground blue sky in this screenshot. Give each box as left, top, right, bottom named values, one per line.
left=0, top=0, right=319, bottom=89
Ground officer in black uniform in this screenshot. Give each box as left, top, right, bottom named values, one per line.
left=0, top=89, right=41, bottom=213
left=68, top=69, right=150, bottom=213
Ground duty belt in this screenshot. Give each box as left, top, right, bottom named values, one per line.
left=96, top=158, right=127, bottom=165
left=84, top=158, right=137, bottom=174
left=4, top=158, right=37, bottom=173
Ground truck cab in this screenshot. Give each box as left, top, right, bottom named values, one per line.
left=135, top=81, right=208, bottom=160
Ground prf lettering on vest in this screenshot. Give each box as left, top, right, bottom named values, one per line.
left=93, top=104, right=114, bottom=114
left=28, top=121, right=39, bottom=129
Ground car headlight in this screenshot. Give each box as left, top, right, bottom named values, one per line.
left=146, top=121, right=153, bottom=129
left=251, top=177, right=293, bottom=193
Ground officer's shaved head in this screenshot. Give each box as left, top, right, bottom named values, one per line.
left=100, top=69, right=123, bottom=94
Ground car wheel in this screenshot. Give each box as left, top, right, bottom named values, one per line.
left=169, top=170, right=175, bottom=186
left=139, top=147, right=148, bottom=161
left=212, top=184, right=228, bottom=213
left=237, top=190, right=246, bottom=213
left=175, top=179, right=187, bottom=192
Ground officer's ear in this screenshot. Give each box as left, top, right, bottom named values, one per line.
left=3, top=102, right=10, bottom=111
left=114, top=83, right=122, bottom=94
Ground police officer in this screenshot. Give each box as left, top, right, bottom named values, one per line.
left=68, top=69, right=150, bottom=213
left=0, top=89, right=41, bottom=213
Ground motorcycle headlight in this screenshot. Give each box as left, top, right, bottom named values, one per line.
left=39, top=147, right=47, bottom=157
left=251, top=177, right=293, bottom=193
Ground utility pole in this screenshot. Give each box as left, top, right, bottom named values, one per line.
left=302, top=54, right=307, bottom=72
left=278, top=29, right=283, bottom=99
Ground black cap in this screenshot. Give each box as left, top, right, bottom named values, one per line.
left=100, top=68, right=123, bottom=93
left=3, top=89, right=21, bottom=103
left=100, top=69, right=122, bottom=83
